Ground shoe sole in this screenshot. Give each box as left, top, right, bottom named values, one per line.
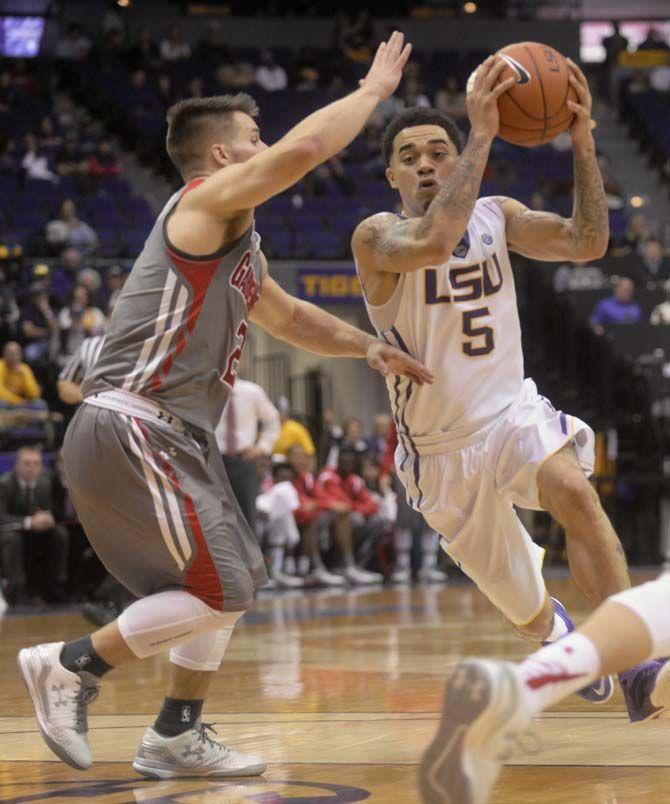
left=17, top=648, right=90, bottom=771
left=418, top=660, right=519, bottom=804
left=132, top=759, right=267, bottom=779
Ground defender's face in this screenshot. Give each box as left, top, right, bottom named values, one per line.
left=386, top=125, right=460, bottom=216
left=224, top=112, right=268, bottom=164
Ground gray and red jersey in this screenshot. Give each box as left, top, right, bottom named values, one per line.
left=83, top=179, right=263, bottom=432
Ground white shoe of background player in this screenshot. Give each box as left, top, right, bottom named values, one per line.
left=133, top=720, right=266, bottom=779
left=344, top=565, right=384, bottom=585
left=18, top=641, right=99, bottom=770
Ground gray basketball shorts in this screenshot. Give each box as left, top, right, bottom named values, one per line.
left=62, top=404, right=268, bottom=611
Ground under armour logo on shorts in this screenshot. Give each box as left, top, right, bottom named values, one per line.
left=181, top=705, right=191, bottom=723
left=75, top=654, right=91, bottom=669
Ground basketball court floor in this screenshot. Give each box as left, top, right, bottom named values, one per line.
left=1, top=571, right=667, bottom=803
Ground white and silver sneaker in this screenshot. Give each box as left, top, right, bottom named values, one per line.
left=18, top=641, right=99, bottom=770
left=391, top=568, right=412, bottom=584
left=271, top=570, right=306, bottom=589
left=344, top=565, right=384, bottom=585
left=419, top=659, right=532, bottom=804
left=309, top=566, right=346, bottom=587
left=133, top=721, right=267, bottom=779
left=418, top=567, right=448, bottom=584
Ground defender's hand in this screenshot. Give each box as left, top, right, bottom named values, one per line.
left=359, top=31, right=412, bottom=101
left=566, top=58, right=595, bottom=148
left=366, top=341, right=434, bottom=386
left=466, top=56, right=516, bottom=142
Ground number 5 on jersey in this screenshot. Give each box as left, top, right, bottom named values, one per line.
left=462, top=307, right=494, bottom=356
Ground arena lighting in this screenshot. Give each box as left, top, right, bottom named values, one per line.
left=630, top=195, right=645, bottom=208
left=117, top=0, right=131, bottom=7
left=464, top=2, right=477, bottom=12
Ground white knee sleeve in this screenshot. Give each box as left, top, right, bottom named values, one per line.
left=169, top=623, right=239, bottom=672
left=609, top=574, right=670, bottom=658
left=117, top=589, right=244, bottom=660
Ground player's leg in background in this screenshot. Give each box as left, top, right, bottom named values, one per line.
left=537, top=442, right=630, bottom=602
left=537, top=442, right=665, bottom=721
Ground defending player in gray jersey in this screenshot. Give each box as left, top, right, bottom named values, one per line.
left=18, top=31, right=433, bottom=780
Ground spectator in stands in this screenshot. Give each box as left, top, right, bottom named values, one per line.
left=0, top=71, right=17, bottom=111
left=89, top=139, right=121, bottom=180
left=160, top=25, right=191, bottom=62
left=591, top=276, right=642, bottom=335
left=287, top=443, right=346, bottom=586
left=434, top=76, right=467, bottom=120
left=0, top=342, right=43, bottom=407
left=57, top=284, right=106, bottom=365
left=0, top=446, right=69, bottom=606
left=638, top=28, right=670, bottom=51
left=55, top=133, right=91, bottom=192
left=19, top=287, right=59, bottom=363
left=77, top=267, right=104, bottom=306
left=100, top=264, right=126, bottom=313
left=51, top=247, right=82, bottom=304
left=214, top=375, right=281, bottom=535
left=187, top=76, right=205, bottom=99
left=46, top=199, right=99, bottom=257
left=127, top=28, right=161, bottom=72
left=21, top=132, right=58, bottom=183
left=216, top=54, right=256, bottom=89
left=195, top=21, right=231, bottom=68
left=274, top=396, right=316, bottom=457
left=56, top=23, right=91, bottom=61
left=650, top=290, right=670, bottom=326
left=367, top=413, right=392, bottom=460
left=294, top=47, right=321, bottom=91
left=38, top=117, right=62, bottom=152
left=155, top=74, right=176, bottom=111
left=256, top=460, right=304, bottom=588
left=636, top=240, right=670, bottom=284
left=338, top=9, right=374, bottom=64
left=318, top=447, right=385, bottom=584
left=128, top=69, right=161, bottom=123
left=0, top=265, right=19, bottom=342
left=623, top=211, right=653, bottom=253
left=256, top=50, right=288, bottom=92
left=603, top=21, right=629, bottom=65
left=327, top=416, right=370, bottom=467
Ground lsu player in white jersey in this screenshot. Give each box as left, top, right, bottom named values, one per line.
left=352, top=54, right=667, bottom=728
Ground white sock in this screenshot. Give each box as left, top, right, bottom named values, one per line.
left=516, top=632, right=602, bottom=717
left=396, top=528, right=411, bottom=571
left=270, top=546, right=284, bottom=574
left=421, top=530, right=439, bottom=569
left=545, top=612, right=570, bottom=643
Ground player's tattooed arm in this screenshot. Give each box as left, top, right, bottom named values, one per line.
left=493, top=145, right=608, bottom=262
left=352, top=133, right=492, bottom=275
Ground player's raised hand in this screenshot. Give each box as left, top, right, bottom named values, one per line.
left=566, top=58, right=595, bottom=148
left=359, top=31, right=412, bottom=101
left=466, top=56, right=516, bottom=142
left=366, top=341, right=434, bottom=386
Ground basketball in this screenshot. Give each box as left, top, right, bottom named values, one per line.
left=493, top=42, right=578, bottom=147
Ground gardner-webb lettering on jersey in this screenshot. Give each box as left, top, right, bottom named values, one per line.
left=425, top=252, right=502, bottom=358
left=229, top=250, right=260, bottom=311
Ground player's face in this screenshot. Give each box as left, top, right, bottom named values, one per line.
left=226, top=112, right=268, bottom=163
left=386, top=125, right=460, bottom=215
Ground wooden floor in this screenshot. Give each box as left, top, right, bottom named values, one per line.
left=1, top=572, right=667, bottom=803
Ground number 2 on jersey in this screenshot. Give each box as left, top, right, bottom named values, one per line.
left=222, top=320, right=248, bottom=387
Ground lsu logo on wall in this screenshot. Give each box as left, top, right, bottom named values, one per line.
left=297, top=268, right=363, bottom=304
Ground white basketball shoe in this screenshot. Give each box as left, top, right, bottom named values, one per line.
left=18, top=641, right=99, bottom=770
left=419, top=659, right=533, bottom=804
left=133, top=721, right=266, bottom=779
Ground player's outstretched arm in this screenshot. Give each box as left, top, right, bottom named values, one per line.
left=494, top=60, right=608, bottom=262
left=186, top=32, right=411, bottom=218
left=352, top=56, right=515, bottom=276
left=249, top=274, right=434, bottom=386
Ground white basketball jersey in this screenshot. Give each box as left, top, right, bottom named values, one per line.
left=357, top=197, right=524, bottom=452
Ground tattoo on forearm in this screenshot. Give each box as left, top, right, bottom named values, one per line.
left=572, top=146, right=609, bottom=254
left=360, top=134, right=491, bottom=257
left=417, top=135, right=490, bottom=239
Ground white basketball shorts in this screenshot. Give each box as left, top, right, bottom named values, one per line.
left=396, top=378, right=595, bottom=626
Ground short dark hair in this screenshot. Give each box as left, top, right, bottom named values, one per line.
left=165, top=93, right=259, bottom=177
left=381, top=107, right=463, bottom=165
